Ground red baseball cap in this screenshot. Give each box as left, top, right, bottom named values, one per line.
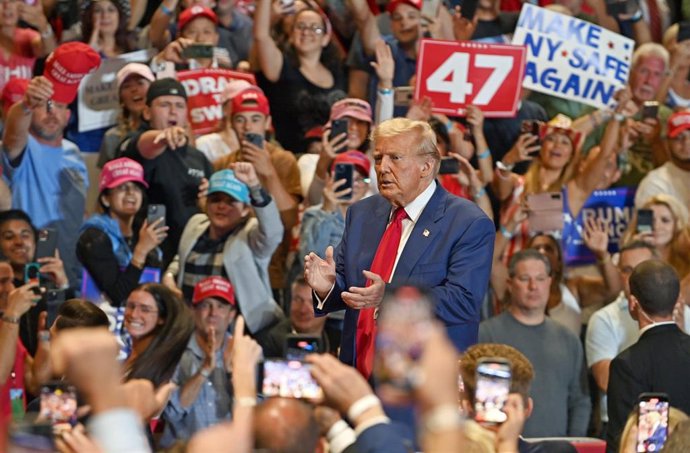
left=178, top=5, right=218, bottom=33
left=99, top=157, right=148, bottom=192
left=231, top=87, right=270, bottom=116
left=332, top=150, right=371, bottom=177
left=43, top=42, right=101, bottom=104
left=329, top=98, right=372, bottom=124
left=386, top=0, right=422, bottom=13
left=192, top=276, right=237, bottom=306
left=2, top=78, right=29, bottom=117
left=668, top=111, right=690, bottom=138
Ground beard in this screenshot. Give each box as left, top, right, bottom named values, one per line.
left=30, top=122, right=63, bottom=142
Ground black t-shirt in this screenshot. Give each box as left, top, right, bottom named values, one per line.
left=122, top=133, right=213, bottom=265
left=472, top=13, right=519, bottom=40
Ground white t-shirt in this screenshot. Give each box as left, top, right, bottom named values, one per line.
left=635, top=161, right=690, bottom=208
left=195, top=132, right=234, bottom=164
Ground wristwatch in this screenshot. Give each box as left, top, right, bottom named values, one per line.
left=496, top=160, right=515, bottom=172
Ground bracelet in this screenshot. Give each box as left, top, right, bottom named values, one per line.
left=160, top=3, right=174, bottom=16
left=597, top=253, right=611, bottom=264
left=473, top=186, right=486, bottom=200
left=445, top=120, right=454, bottom=133
left=235, top=396, right=257, bottom=407
left=2, top=314, right=20, bottom=324
left=130, top=257, right=144, bottom=269
left=377, top=87, right=392, bottom=95
left=19, top=101, right=32, bottom=115
left=477, top=149, right=490, bottom=160
left=614, top=112, right=626, bottom=122
left=347, top=394, right=381, bottom=421
left=421, top=404, right=464, bottom=433
left=500, top=225, right=514, bottom=239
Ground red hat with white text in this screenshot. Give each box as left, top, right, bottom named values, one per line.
left=43, top=42, right=101, bottom=104
left=231, top=87, right=270, bottom=116
left=178, top=5, right=218, bottom=32
left=192, top=276, right=236, bottom=306
left=668, top=111, right=690, bottom=138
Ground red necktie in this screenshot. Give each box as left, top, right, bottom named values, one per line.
left=355, top=207, right=408, bottom=378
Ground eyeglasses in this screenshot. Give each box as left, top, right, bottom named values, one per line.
left=294, top=23, right=325, bottom=34
left=125, top=302, right=159, bottom=315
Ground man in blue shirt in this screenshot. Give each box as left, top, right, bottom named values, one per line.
left=2, top=43, right=101, bottom=284
left=161, top=276, right=238, bottom=447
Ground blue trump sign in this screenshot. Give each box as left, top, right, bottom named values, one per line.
left=513, top=4, right=634, bottom=110
left=563, top=187, right=636, bottom=266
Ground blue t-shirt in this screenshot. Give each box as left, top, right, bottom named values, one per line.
left=3, top=135, right=89, bottom=283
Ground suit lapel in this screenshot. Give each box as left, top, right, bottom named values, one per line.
left=392, top=185, right=447, bottom=283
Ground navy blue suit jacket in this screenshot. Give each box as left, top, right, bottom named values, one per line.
left=315, top=183, right=495, bottom=366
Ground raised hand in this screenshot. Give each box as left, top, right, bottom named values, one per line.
left=370, top=40, right=394, bottom=89
left=230, top=161, right=261, bottom=187
left=153, top=126, right=188, bottom=149
left=583, top=216, right=610, bottom=260
left=304, top=245, right=337, bottom=298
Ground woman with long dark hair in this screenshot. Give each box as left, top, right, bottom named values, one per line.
left=81, top=0, right=135, bottom=57
left=124, top=283, right=194, bottom=388
left=253, top=0, right=345, bottom=153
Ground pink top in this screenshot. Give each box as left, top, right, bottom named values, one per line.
left=0, top=27, right=39, bottom=94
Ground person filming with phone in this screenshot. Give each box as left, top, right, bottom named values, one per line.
left=77, top=158, right=168, bottom=308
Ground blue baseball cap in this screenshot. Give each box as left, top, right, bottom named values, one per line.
left=207, top=170, right=250, bottom=203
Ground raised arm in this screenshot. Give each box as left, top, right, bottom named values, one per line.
left=2, top=76, right=52, bottom=161
left=346, top=0, right=381, bottom=56
left=253, top=0, right=284, bottom=82
left=148, top=0, right=178, bottom=50
left=136, top=126, right=188, bottom=160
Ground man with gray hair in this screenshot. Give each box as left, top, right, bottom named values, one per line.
left=304, top=117, right=495, bottom=377
left=479, top=249, right=591, bottom=438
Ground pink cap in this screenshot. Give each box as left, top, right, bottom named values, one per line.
left=668, top=111, right=690, bottom=138
left=329, top=98, right=372, bottom=124
left=116, top=63, right=155, bottom=91
left=192, top=276, right=236, bottom=306
left=231, top=87, right=270, bottom=116
left=99, top=158, right=148, bottom=192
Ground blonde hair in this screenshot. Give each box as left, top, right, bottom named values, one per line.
left=370, top=118, right=441, bottom=167
left=632, top=43, right=670, bottom=70
left=623, top=194, right=690, bottom=277
left=619, top=407, right=689, bottom=453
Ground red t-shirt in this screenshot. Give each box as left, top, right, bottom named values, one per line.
left=0, top=28, right=38, bottom=94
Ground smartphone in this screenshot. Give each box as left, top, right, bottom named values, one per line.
left=8, top=421, right=55, bottom=452
left=393, top=86, right=414, bottom=107
left=258, top=359, right=323, bottom=400
left=25, top=262, right=41, bottom=286
left=374, top=287, right=434, bottom=397
left=526, top=192, right=564, bottom=234
left=460, top=0, right=479, bottom=19
left=329, top=119, right=349, bottom=154
left=44, top=289, right=65, bottom=330
left=642, top=101, right=659, bottom=120
left=181, top=44, right=215, bottom=60
left=285, top=334, right=322, bottom=360
left=678, top=22, right=690, bottom=43
left=35, top=228, right=58, bottom=260
left=474, top=358, right=511, bottom=426
left=637, top=208, right=654, bottom=234
left=637, top=393, right=669, bottom=453
left=439, top=157, right=460, bottom=175
left=333, top=163, right=354, bottom=200
left=521, top=120, right=541, bottom=153
left=39, top=382, right=78, bottom=433
left=147, top=204, right=166, bottom=228
left=245, top=132, right=265, bottom=149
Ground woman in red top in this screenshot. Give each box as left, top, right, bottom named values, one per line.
left=0, top=0, right=55, bottom=93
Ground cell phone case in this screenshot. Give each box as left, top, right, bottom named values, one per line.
left=526, top=192, right=564, bottom=234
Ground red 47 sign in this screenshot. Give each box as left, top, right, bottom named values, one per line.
left=415, top=39, right=526, bottom=118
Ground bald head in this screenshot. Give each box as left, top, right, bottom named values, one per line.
left=253, top=397, right=319, bottom=453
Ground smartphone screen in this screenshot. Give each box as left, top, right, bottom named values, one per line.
left=474, top=359, right=511, bottom=425
left=637, top=393, right=669, bottom=453
left=333, top=163, right=354, bottom=200
left=181, top=44, right=214, bottom=60
left=35, top=228, right=58, bottom=260
left=39, top=383, right=78, bottom=433
left=147, top=204, right=166, bottom=228
left=439, top=157, right=460, bottom=175
left=642, top=101, right=659, bottom=120
left=637, top=209, right=654, bottom=234
left=285, top=334, right=322, bottom=360
left=393, top=86, right=414, bottom=107
left=25, top=262, right=41, bottom=286
left=258, top=359, right=323, bottom=400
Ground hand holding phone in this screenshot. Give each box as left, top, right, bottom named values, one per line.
left=258, top=359, right=323, bottom=401
left=474, top=358, right=512, bottom=426
left=439, top=157, right=460, bottom=175
left=285, top=334, right=322, bottom=360
left=526, top=192, right=564, bottom=234
left=39, top=382, right=78, bottom=433
left=636, top=208, right=654, bottom=234
left=333, top=163, right=354, bottom=200
left=35, top=228, right=58, bottom=260
left=637, top=393, right=669, bottom=453
left=181, top=44, right=214, bottom=60
left=244, top=132, right=265, bottom=149
left=329, top=119, right=348, bottom=154
left=147, top=204, right=166, bottom=228
left=642, top=101, right=659, bottom=120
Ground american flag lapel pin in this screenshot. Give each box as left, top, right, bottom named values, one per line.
left=423, top=229, right=430, bottom=237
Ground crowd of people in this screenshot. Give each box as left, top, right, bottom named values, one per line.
left=2, top=0, right=690, bottom=450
